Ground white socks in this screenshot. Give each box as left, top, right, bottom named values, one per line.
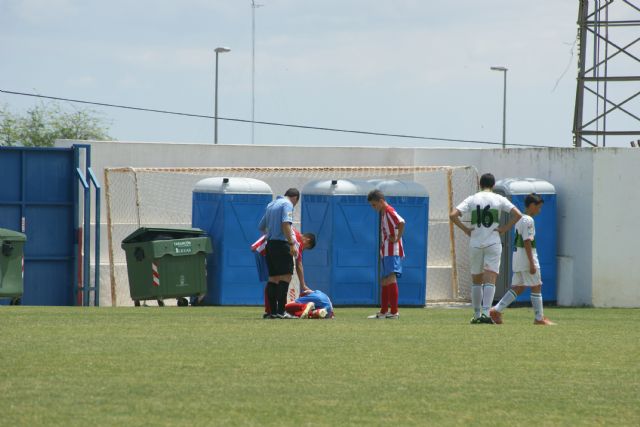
left=493, top=290, right=545, bottom=321
left=481, top=284, right=495, bottom=316
left=495, top=289, right=517, bottom=313
left=531, top=292, right=544, bottom=321
left=473, top=284, right=497, bottom=317
left=472, top=284, right=483, bottom=318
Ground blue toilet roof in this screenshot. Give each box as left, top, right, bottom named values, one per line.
left=193, top=177, right=273, bottom=195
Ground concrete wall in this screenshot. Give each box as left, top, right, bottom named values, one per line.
left=591, top=149, right=640, bottom=307
left=57, top=140, right=640, bottom=307
left=478, top=149, right=596, bottom=306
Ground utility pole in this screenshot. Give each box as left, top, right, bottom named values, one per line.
left=251, top=1, right=263, bottom=144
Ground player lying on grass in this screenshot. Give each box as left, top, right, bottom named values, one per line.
left=284, top=289, right=334, bottom=319
left=490, top=193, right=556, bottom=326
left=251, top=227, right=316, bottom=318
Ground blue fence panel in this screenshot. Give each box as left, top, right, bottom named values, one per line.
left=0, top=146, right=78, bottom=305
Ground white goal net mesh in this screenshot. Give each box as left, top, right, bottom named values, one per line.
left=103, top=166, right=478, bottom=306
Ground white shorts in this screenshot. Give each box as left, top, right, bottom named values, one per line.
left=511, top=270, right=542, bottom=287
left=469, top=244, right=502, bottom=275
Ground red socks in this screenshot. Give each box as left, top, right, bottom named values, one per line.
left=381, top=283, right=399, bottom=314
left=380, top=285, right=390, bottom=314
left=389, top=283, right=399, bottom=314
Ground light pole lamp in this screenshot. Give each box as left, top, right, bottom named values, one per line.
left=490, top=66, right=508, bottom=149
left=214, top=47, right=231, bottom=144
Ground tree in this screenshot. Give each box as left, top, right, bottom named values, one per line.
left=0, top=102, right=113, bottom=147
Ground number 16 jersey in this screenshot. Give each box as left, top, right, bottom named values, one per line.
left=456, top=191, right=515, bottom=249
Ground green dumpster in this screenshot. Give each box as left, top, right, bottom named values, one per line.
left=121, top=227, right=212, bottom=307
left=0, top=228, right=27, bottom=305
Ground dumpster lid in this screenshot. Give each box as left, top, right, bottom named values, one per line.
left=494, top=178, right=555, bottom=196
left=367, top=179, right=428, bottom=197
left=193, top=177, right=273, bottom=195
left=0, top=227, right=27, bottom=241
left=302, top=179, right=375, bottom=196
left=122, top=227, right=207, bottom=244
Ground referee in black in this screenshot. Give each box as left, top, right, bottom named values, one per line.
left=258, top=188, right=300, bottom=318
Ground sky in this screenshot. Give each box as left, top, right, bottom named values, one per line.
left=0, top=0, right=637, bottom=148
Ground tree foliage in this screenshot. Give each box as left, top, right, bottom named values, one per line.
left=0, top=102, right=113, bottom=147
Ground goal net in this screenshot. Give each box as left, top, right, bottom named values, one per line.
left=103, top=166, right=478, bottom=306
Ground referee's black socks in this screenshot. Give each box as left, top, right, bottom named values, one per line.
left=277, top=281, right=289, bottom=315
left=267, top=282, right=278, bottom=316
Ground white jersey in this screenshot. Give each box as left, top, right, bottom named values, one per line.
left=456, top=191, right=515, bottom=248
left=512, top=215, right=539, bottom=272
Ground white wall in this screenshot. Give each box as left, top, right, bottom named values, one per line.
left=57, top=140, right=640, bottom=307
left=478, top=148, right=596, bottom=306
left=591, top=149, right=640, bottom=307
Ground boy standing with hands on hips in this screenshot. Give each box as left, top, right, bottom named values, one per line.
left=450, top=173, right=522, bottom=324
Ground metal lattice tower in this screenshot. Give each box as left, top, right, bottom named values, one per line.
left=573, top=0, right=640, bottom=147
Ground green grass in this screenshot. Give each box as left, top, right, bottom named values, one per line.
left=0, top=307, right=639, bottom=426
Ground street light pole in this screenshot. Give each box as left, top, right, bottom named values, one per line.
left=251, top=1, right=263, bottom=145
left=490, top=66, right=508, bottom=149
left=214, top=47, right=231, bottom=144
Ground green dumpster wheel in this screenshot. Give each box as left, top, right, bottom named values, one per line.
left=134, top=300, right=141, bottom=307
left=157, top=299, right=165, bottom=307
left=177, top=297, right=189, bottom=307
left=10, top=297, right=21, bottom=306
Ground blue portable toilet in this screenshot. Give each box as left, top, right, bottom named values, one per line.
left=192, top=177, right=273, bottom=305
left=368, top=180, right=429, bottom=307
left=494, top=178, right=557, bottom=303
left=301, top=179, right=378, bottom=305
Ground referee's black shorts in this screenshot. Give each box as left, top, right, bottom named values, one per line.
left=265, top=240, right=294, bottom=276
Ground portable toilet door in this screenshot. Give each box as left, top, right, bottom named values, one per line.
left=301, top=179, right=378, bottom=305
left=369, top=180, right=429, bottom=307
left=192, top=177, right=273, bottom=305
left=494, top=178, right=557, bottom=303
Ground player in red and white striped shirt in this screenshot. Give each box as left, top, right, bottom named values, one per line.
left=367, top=189, right=405, bottom=319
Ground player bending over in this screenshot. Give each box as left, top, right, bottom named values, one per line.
left=490, top=193, right=556, bottom=325
left=449, top=173, right=522, bottom=324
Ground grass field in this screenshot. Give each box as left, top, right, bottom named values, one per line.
left=1, top=306, right=638, bottom=426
